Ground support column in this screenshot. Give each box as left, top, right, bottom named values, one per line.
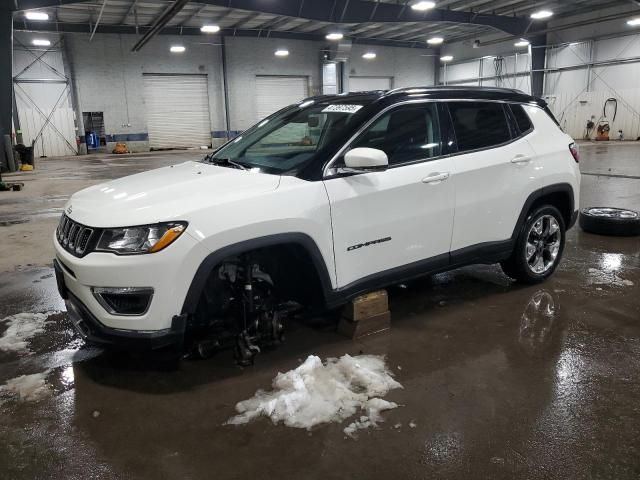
left=0, top=8, right=13, bottom=171
left=220, top=36, right=231, bottom=142
left=530, top=35, right=547, bottom=98
left=433, top=50, right=440, bottom=86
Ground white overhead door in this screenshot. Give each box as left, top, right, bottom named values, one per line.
left=255, top=76, right=309, bottom=121
left=349, top=76, right=393, bottom=92
left=143, top=74, right=212, bottom=149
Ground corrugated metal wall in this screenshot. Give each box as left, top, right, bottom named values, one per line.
left=440, top=53, right=532, bottom=95
left=544, top=36, right=640, bottom=140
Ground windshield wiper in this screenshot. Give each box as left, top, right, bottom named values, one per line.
left=204, top=156, right=248, bottom=171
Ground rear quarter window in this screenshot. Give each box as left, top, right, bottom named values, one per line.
left=448, top=102, right=511, bottom=152
left=510, top=104, right=533, bottom=134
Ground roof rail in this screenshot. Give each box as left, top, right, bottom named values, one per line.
left=383, top=86, right=524, bottom=96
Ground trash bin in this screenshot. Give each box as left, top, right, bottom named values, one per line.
left=14, top=144, right=35, bottom=168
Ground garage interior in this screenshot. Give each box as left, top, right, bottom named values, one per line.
left=1, top=0, right=640, bottom=479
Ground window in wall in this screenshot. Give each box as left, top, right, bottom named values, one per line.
left=510, top=104, right=533, bottom=134
left=448, top=102, right=511, bottom=152
left=349, top=103, right=442, bottom=165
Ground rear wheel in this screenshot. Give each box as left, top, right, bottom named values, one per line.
left=501, top=205, right=566, bottom=284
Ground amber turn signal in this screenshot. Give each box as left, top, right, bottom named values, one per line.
left=149, top=225, right=185, bottom=253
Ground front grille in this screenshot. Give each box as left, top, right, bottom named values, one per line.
left=56, top=214, right=95, bottom=257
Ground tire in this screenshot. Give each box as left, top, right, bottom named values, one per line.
left=501, top=205, right=566, bottom=284
left=579, top=207, right=640, bottom=237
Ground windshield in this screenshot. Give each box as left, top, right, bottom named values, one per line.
left=205, top=100, right=374, bottom=174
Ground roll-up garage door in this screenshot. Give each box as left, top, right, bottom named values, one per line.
left=255, top=76, right=309, bottom=121
left=143, top=74, right=212, bottom=149
left=349, top=76, right=393, bottom=92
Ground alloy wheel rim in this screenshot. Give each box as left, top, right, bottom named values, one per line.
left=586, top=207, right=638, bottom=219
left=526, top=215, right=561, bottom=274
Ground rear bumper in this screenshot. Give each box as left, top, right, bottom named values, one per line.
left=55, top=259, right=186, bottom=350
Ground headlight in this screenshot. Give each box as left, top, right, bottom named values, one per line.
left=96, top=222, right=187, bottom=255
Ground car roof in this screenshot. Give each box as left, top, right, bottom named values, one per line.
left=304, top=86, right=543, bottom=107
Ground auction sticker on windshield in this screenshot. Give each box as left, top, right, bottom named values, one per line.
left=322, top=104, right=364, bottom=114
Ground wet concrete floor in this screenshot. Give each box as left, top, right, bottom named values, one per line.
left=0, top=144, right=639, bottom=479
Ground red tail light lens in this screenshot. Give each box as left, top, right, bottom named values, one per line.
left=569, top=143, right=580, bottom=163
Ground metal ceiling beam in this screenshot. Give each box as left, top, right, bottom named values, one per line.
left=12, top=0, right=89, bottom=11
left=89, top=0, right=108, bottom=41
left=193, top=0, right=530, bottom=35
left=14, top=20, right=433, bottom=48
left=178, top=4, right=208, bottom=27
left=130, top=0, right=190, bottom=51
left=119, top=0, right=138, bottom=25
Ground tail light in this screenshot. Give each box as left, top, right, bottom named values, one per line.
left=569, top=143, right=580, bottom=163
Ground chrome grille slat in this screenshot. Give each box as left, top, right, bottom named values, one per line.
left=56, top=215, right=95, bottom=257
left=76, top=228, right=93, bottom=255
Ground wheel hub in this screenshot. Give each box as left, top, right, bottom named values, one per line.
left=526, top=215, right=562, bottom=274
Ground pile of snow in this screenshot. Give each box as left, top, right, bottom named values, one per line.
left=0, top=312, right=55, bottom=353
left=226, top=354, right=402, bottom=436
left=0, top=371, right=51, bottom=402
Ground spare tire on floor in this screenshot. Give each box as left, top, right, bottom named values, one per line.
left=579, top=207, right=640, bottom=236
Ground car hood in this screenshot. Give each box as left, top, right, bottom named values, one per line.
left=65, top=161, right=281, bottom=228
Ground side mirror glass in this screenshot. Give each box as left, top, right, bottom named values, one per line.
left=343, top=147, right=388, bottom=171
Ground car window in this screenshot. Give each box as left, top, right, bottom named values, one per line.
left=510, top=104, right=533, bottom=134
left=210, top=101, right=372, bottom=174
left=448, top=102, right=511, bottom=152
left=348, top=103, right=442, bottom=166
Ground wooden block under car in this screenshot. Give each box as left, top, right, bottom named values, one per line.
left=343, top=290, right=388, bottom=321
left=338, top=310, right=391, bottom=339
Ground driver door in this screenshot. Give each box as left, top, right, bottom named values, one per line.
left=323, top=102, right=456, bottom=288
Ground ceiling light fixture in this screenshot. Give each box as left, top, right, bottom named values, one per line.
left=411, top=1, right=436, bottom=11
left=275, top=49, right=289, bottom=57
left=32, top=39, right=51, bottom=47
left=440, top=55, right=453, bottom=62
left=201, top=25, right=220, bottom=33
left=514, top=39, right=530, bottom=47
left=170, top=45, right=186, bottom=53
left=362, top=52, right=377, bottom=59
left=25, top=12, right=49, bottom=21
left=530, top=10, right=553, bottom=20
left=427, top=37, right=444, bottom=45
left=326, top=33, right=344, bottom=40
left=627, top=18, right=640, bottom=26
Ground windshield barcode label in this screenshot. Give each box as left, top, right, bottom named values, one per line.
left=322, top=104, right=363, bottom=114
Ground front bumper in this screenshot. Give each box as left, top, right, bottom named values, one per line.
left=55, top=259, right=186, bottom=349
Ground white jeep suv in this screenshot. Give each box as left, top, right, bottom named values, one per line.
left=53, top=87, right=580, bottom=361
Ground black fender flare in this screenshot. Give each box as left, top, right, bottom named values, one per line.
left=511, top=183, right=576, bottom=240
left=181, top=233, right=334, bottom=315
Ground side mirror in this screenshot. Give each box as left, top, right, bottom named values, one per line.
left=343, top=147, right=388, bottom=171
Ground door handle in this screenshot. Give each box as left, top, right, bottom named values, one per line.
left=422, top=172, right=450, bottom=184
left=511, top=155, right=532, bottom=164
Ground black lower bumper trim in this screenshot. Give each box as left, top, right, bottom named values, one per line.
left=64, top=291, right=186, bottom=351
